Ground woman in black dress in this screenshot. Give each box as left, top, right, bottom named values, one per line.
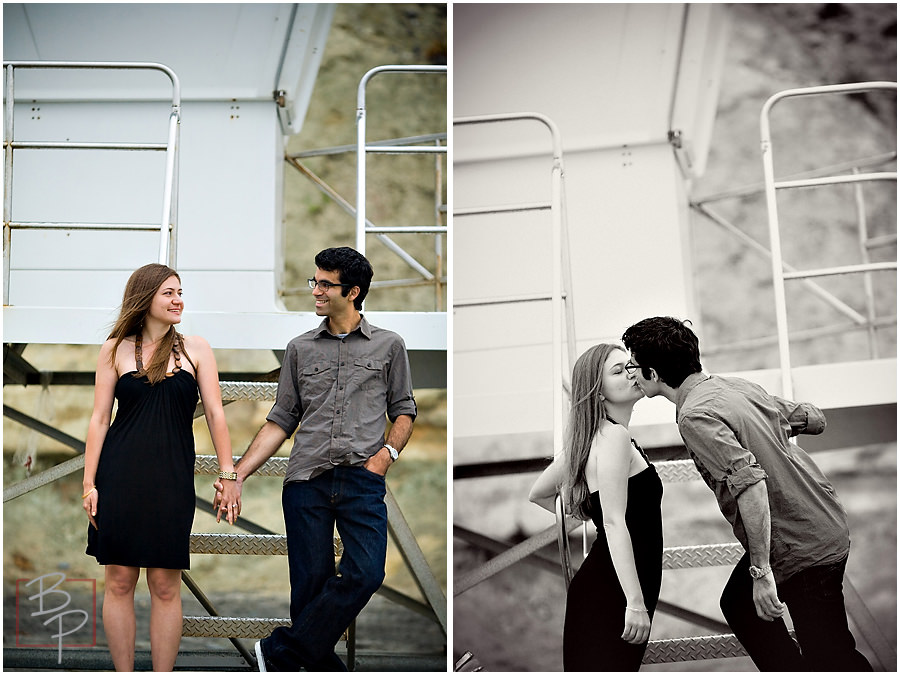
left=82, top=263, right=237, bottom=671
left=530, top=343, right=663, bottom=671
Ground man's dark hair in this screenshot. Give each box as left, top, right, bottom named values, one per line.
left=315, top=247, right=374, bottom=310
left=621, top=316, right=702, bottom=388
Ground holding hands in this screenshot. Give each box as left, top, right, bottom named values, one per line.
left=212, top=472, right=243, bottom=525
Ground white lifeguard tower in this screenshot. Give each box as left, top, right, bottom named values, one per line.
left=4, top=3, right=446, bottom=670
left=453, top=3, right=895, bottom=670
left=3, top=3, right=446, bottom=371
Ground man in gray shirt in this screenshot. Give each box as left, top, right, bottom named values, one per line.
left=622, top=316, right=870, bottom=672
left=216, top=247, right=416, bottom=671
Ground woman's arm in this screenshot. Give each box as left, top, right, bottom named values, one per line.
left=594, top=425, right=651, bottom=644
left=529, top=456, right=564, bottom=513
left=82, top=340, right=119, bottom=529
left=188, top=335, right=237, bottom=523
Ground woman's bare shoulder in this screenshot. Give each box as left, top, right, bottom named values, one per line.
left=182, top=334, right=211, bottom=351
left=591, top=421, right=633, bottom=461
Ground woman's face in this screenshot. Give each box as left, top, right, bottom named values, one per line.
left=146, top=275, right=184, bottom=326
left=600, top=348, right=644, bottom=405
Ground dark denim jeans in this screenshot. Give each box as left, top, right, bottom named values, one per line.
left=261, top=465, right=388, bottom=671
left=721, top=553, right=872, bottom=672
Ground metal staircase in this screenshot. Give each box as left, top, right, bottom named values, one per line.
left=3, top=379, right=447, bottom=671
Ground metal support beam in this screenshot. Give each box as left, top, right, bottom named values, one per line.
left=385, top=485, right=447, bottom=635
left=285, top=157, right=436, bottom=283
left=454, top=525, right=563, bottom=576
left=3, top=343, right=40, bottom=385
left=3, top=453, right=84, bottom=502
left=693, top=203, right=870, bottom=326
left=844, top=574, right=896, bottom=671
left=3, top=404, right=86, bottom=454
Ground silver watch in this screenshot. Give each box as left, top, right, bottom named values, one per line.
left=749, top=565, right=772, bottom=580
left=384, top=444, right=399, bottom=461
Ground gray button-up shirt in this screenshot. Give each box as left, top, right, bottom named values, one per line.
left=676, top=372, right=849, bottom=583
left=267, top=315, right=417, bottom=482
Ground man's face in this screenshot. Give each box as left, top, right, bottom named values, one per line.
left=627, top=355, right=661, bottom=398
left=310, top=267, right=356, bottom=318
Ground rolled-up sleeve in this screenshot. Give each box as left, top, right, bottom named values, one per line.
left=267, top=343, right=303, bottom=436
left=774, top=396, right=827, bottom=436
left=679, top=412, right=767, bottom=499
left=385, top=338, right=417, bottom=422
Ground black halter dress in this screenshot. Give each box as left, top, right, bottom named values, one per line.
left=86, top=360, right=198, bottom=570
left=563, top=437, right=664, bottom=671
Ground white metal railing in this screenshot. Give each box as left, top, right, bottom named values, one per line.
left=760, top=81, right=897, bottom=398
left=354, top=65, right=447, bottom=307
left=3, top=61, right=181, bottom=304
left=453, top=112, right=574, bottom=465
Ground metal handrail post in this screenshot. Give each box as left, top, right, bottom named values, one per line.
left=159, top=107, right=181, bottom=265
left=560, top=175, right=577, bottom=393
left=4, top=63, right=14, bottom=305
left=434, top=139, right=444, bottom=311
left=549, top=128, right=565, bottom=461
left=761, top=105, right=796, bottom=399
left=760, top=81, right=897, bottom=399
left=853, top=170, right=878, bottom=358
left=3, top=61, right=182, bottom=273
left=455, top=112, right=568, bottom=459
left=455, top=113, right=568, bottom=459
left=355, top=65, right=447, bottom=256
left=555, top=494, right=573, bottom=589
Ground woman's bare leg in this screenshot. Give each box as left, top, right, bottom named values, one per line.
left=146, top=567, right=183, bottom=671
left=103, top=565, right=140, bottom=671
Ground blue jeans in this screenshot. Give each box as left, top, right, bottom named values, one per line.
left=721, top=553, right=872, bottom=671
left=261, top=466, right=388, bottom=671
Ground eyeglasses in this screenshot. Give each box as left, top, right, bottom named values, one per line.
left=624, top=361, right=641, bottom=375
left=308, top=278, right=351, bottom=292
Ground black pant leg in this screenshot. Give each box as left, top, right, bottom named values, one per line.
left=720, top=553, right=806, bottom=671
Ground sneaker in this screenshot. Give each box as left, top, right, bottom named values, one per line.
left=254, top=640, right=267, bottom=672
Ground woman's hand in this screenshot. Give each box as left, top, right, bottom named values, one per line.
left=621, top=606, right=651, bottom=644
left=213, top=477, right=242, bottom=525
left=83, top=487, right=98, bottom=530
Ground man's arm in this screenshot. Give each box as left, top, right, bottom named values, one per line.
left=386, top=413, right=414, bottom=450
left=735, top=480, right=786, bottom=622
left=214, top=420, right=289, bottom=522
left=773, top=396, right=827, bottom=437
left=364, top=414, right=414, bottom=476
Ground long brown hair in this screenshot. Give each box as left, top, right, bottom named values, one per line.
left=108, top=263, right=185, bottom=385
left=562, top=343, right=622, bottom=521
